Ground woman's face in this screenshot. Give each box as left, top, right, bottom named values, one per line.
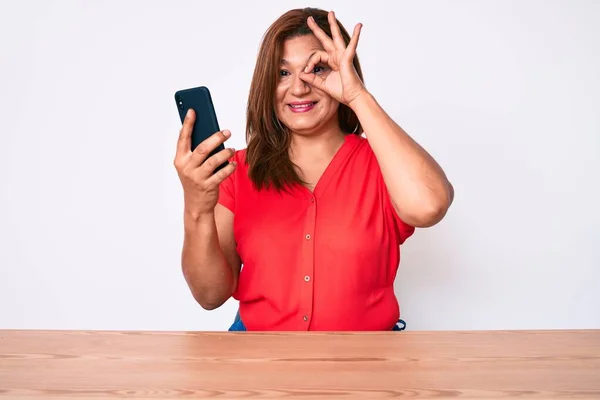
left=275, top=34, right=339, bottom=136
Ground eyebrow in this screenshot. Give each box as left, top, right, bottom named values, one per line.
left=280, top=51, right=319, bottom=66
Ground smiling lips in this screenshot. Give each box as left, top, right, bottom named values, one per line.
left=288, top=101, right=318, bottom=113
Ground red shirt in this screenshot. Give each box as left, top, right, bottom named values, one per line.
left=218, top=133, right=414, bottom=331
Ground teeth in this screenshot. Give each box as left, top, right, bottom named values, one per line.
left=290, top=103, right=314, bottom=108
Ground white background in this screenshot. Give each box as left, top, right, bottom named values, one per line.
left=1, top=0, right=598, bottom=331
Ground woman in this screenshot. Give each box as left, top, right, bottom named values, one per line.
left=173, top=8, right=454, bottom=331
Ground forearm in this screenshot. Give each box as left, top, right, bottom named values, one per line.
left=350, top=91, right=453, bottom=227
left=181, top=211, right=234, bottom=309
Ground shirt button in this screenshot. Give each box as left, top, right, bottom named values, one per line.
left=310, top=197, right=315, bottom=203
left=303, top=315, right=309, bottom=321
left=304, top=275, right=310, bottom=282
left=305, top=234, right=311, bottom=240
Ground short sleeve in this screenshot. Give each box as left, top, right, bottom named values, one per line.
left=383, top=184, right=415, bottom=245
left=363, top=136, right=415, bottom=245
left=217, top=154, right=238, bottom=213
left=373, top=155, right=415, bottom=245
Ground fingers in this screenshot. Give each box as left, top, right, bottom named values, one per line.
left=299, top=72, right=326, bottom=91
left=328, top=11, right=346, bottom=50
left=301, top=51, right=328, bottom=90
left=307, top=16, right=335, bottom=52
left=345, top=23, right=362, bottom=61
left=176, top=108, right=195, bottom=158
left=304, top=50, right=330, bottom=74
left=202, top=160, right=237, bottom=189
left=199, top=147, right=236, bottom=177
left=189, top=129, right=232, bottom=167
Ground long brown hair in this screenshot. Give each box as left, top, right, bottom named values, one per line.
left=245, top=7, right=364, bottom=191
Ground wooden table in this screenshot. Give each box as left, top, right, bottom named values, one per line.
left=1, top=330, right=599, bottom=399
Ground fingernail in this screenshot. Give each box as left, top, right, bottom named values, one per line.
left=223, top=130, right=231, bottom=137
left=186, top=109, right=193, bottom=117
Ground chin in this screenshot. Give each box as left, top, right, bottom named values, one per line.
left=280, top=111, right=335, bottom=135
left=285, top=119, right=320, bottom=133
left=285, top=121, right=319, bottom=131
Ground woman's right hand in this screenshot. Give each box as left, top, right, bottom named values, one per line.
left=173, top=109, right=237, bottom=218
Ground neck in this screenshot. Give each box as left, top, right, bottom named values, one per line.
left=289, top=125, right=346, bottom=163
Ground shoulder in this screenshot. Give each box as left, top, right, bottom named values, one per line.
left=344, top=133, right=379, bottom=165
left=346, top=133, right=373, bottom=152
left=221, top=148, right=248, bottom=187
left=228, top=148, right=249, bottom=175
left=231, top=148, right=248, bottom=164
left=357, top=133, right=376, bottom=152
left=218, top=149, right=250, bottom=209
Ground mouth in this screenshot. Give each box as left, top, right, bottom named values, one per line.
left=288, top=101, right=318, bottom=113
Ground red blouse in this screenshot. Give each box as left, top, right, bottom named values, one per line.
left=218, top=133, right=414, bottom=330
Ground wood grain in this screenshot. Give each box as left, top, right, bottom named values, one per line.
left=0, top=330, right=599, bottom=399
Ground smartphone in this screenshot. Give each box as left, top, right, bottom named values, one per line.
left=174, top=86, right=228, bottom=173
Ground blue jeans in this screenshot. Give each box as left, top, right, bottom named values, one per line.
left=228, top=310, right=407, bottom=331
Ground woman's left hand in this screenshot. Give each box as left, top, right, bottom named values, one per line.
left=301, top=11, right=366, bottom=106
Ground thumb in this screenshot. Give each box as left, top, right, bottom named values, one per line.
left=300, top=72, right=326, bottom=91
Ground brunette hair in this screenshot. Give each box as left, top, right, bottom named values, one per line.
left=245, top=7, right=364, bottom=191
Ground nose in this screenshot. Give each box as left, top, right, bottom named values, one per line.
left=290, top=73, right=311, bottom=97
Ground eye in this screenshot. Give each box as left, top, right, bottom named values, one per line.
left=280, top=70, right=290, bottom=77
left=312, top=65, right=327, bottom=74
